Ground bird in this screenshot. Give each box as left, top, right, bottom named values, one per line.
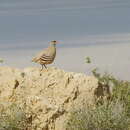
left=32, top=40, right=58, bottom=70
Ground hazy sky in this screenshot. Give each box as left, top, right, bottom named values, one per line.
left=0, top=0, right=130, bottom=79
left=0, top=0, right=130, bottom=49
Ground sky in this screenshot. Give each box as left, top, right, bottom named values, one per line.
left=0, top=0, right=130, bottom=79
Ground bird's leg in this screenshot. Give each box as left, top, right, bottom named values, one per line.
left=41, top=65, right=43, bottom=71
left=44, top=64, right=47, bottom=69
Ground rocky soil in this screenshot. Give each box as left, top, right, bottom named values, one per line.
left=0, top=67, right=99, bottom=130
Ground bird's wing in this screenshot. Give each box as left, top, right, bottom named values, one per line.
left=32, top=48, right=48, bottom=62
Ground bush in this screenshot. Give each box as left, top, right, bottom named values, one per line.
left=66, top=101, right=130, bottom=130
left=0, top=103, right=30, bottom=130
left=0, top=58, right=4, bottom=63
left=92, top=69, right=130, bottom=116
left=66, top=71, right=130, bottom=130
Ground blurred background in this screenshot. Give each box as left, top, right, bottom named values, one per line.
left=0, top=0, right=130, bottom=79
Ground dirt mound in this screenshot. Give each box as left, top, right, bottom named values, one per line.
left=0, top=67, right=98, bottom=130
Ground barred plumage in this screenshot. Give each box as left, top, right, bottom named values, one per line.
left=32, top=40, right=57, bottom=70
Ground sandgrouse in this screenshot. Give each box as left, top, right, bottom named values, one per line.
left=32, top=40, right=58, bottom=70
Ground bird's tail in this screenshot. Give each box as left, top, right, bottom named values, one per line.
left=32, top=57, right=37, bottom=62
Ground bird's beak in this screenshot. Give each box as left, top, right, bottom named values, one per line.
left=55, top=41, right=59, bottom=44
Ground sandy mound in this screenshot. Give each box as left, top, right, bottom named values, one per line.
left=0, top=67, right=98, bottom=130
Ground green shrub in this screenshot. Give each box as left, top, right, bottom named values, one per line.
left=0, top=58, right=4, bottom=63
left=66, top=101, right=130, bottom=130
left=86, top=57, right=91, bottom=64
left=92, top=69, right=130, bottom=116
left=66, top=70, right=130, bottom=130
left=0, top=103, right=30, bottom=130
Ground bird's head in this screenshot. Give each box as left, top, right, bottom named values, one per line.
left=49, top=40, right=58, bottom=47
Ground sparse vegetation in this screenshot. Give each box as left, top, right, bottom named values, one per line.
left=0, top=58, right=4, bottom=63
left=86, top=57, right=91, bottom=64
left=66, top=101, right=130, bottom=130
left=0, top=103, right=30, bottom=130
left=66, top=69, right=130, bottom=130
left=92, top=69, right=130, bottom=111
